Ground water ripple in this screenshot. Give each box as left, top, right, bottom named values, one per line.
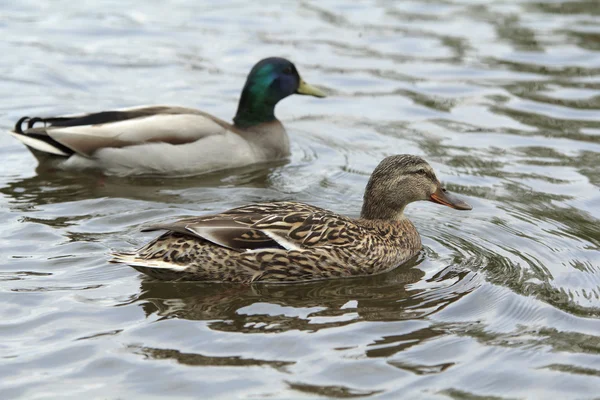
left=0, top=0, right=599, bottom=398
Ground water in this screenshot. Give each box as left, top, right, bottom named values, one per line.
left=1, top=0, right=599, bottom=398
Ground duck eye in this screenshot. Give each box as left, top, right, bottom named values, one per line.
left=416, top=169, right=427, bottom=176
left=282, top=66, right=293, bottom=74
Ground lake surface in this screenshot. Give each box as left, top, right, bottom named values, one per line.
left=1, top=1, right=599, bottom=398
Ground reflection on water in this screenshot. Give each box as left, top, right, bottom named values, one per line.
left=0, top=162, right=285, bottom=208
left=136, top=259, right=432, bottom=327
left=1, top=0, right=599, bottom=398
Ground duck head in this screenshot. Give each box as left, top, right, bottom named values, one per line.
left=361, top=154, right=472, bottom=220
left=234, top=57, right=325, bottom=128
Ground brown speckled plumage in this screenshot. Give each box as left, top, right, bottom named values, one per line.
left=111, top=155, right=472, bottom=283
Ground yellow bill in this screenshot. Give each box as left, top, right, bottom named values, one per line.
left=296, top=79, right=327, bottom=98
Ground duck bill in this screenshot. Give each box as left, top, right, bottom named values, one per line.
left=430, top=186, right=472, bottom=211
left=296, top=79, right=326, bottom=98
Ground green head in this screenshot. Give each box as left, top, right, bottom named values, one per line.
left=233, top=57, right=326, bottom=128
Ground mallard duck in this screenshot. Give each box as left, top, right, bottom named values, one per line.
left=111, top=155, right=472, bottom=282
left=9, top=57, right=326, bottom=177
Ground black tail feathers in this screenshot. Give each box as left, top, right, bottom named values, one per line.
left=14, top=116, right=75, bottom=134
left=15, top=116, right=30, bottom=133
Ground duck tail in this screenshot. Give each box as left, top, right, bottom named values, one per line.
left=14, top=115, right=73, bottom=134
left=10, top=116, right=74, bottom=157
left=110, top=252, right=194, bottom=281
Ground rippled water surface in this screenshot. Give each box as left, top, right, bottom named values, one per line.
left=1, top=1, right=600, bottom=398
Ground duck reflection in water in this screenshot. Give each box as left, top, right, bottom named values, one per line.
left=133, top=257, right=476, bottom=333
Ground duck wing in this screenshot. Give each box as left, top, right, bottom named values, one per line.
left=10, top=105, right=230, bottom=157
left=142, top=202, right=359, bottom=252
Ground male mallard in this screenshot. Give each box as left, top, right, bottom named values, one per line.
left=9, top=57, right=325, bottom=177
left=111, top=155, right=472, bottom=282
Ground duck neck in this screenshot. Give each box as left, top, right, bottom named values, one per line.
left=360, top=193, right=406, bottom=221
left=360, top=205, right=405, bottom=221
left=233, top=86, right=277, bottom=129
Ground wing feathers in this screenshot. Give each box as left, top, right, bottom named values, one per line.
left=142, top=219, right=287, bottom=252
left=12, top=106, right=231, bottom=157
left=186, top=225, right=285, bottom=251
left=138, top=203, right=356, bottom=253
left=48, top=114, right=226, bottom=157
left=262, top=230, right=302, bottom=251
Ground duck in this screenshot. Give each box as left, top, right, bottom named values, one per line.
left=110, top=155, right=472, bottom=283
left=9, top=57, right=326, bottom=177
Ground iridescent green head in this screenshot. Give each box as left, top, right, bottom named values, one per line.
left=233, top=57, right=326, bottom=128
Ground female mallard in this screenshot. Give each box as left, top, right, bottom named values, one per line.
left=111, top=155, right=472, bottom=282
left=9, top=57, right=325, bottom=177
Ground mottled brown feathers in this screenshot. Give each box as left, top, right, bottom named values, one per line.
left=111, top=155, right=472, bottom=283
left=111, top=201, right=422, bottom=283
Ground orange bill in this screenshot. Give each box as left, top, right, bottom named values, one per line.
left=430, top=186, right=472, bottom=210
